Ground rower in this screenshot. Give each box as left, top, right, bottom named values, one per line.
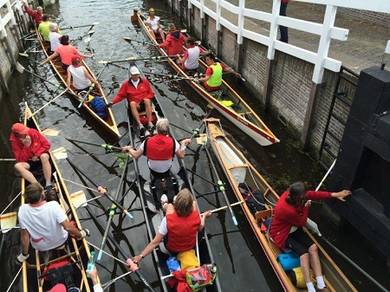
left=108, top=66, right=155, bottom=137
left=145, top=8, right=165, bottom=42
left=22, top=0, right=43, bottom=25
left=49, top=23, right=62, bottom=53
left=9, top=122, right=56, bottom=197
left=197, top=52, right=240, bottom=92
left=178, top=37, right=203, bottom=73
left=41, top=35, right=93, bottom=71
left=269, top=181, right=351, bottom=292
left=122, top=118, right=191, bottom=175
left=67, top=55, right=97, bottom=93
left=38, top=14, right=52, bottom=44
left=133, top=188, right=211, bottom=267
left=17, top=183, right=89, bottom=263
left=158, top=23, right=186, bottom=56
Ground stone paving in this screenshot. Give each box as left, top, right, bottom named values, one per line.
left=204, top=0, right=390, bottom=73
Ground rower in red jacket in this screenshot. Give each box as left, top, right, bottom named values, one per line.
left=22, top=0, right=43, bottom=25
left=108, top=66, right=155, bottom=137
left=159, top=24, right=186, bottom=56
left=269, top=181, right=351, bottom=292
left=9, top=123, right=56, bottom=196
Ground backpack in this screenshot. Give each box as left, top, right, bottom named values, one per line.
left=89, top=96, right=108, bottom=120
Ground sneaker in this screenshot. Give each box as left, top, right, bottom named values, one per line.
left=45, top=185, right=57, bottom=201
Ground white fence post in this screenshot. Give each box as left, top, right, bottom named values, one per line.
left=216, top=0, right=221, bottom=31
left=200, top=0, right=205, bottom=18
left=312, top=4, right=337, bottom=83
left=267, top=0, right=281, bottom=60
left=237, top=0, right=245, bottom=44
left=6, top=0, right=16, bottom=26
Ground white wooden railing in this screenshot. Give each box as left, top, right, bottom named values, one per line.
left=187, top=0, right=390, bottom=84
left=0, top=0, right=24, bottom=38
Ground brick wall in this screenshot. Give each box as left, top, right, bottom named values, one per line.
left=220, top=27, right=236, bottom=66
left=339, top=8, right=390, bottom=27
left=192, top=6, right=202, bottom=39
left=207, top=17, right=217, bottom=52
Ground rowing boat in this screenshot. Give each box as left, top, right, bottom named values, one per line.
left=36, top=30, right=120, bottom=138
left=126, top=64, right=221, bottom=291
left=131, top=11, right=279, bottom=147
left=205, top=118, right=357, bottom=292
left=20, top=105, right=97, bottom=292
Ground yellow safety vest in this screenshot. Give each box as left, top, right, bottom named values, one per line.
left=206, top=63, right=223, bottom=88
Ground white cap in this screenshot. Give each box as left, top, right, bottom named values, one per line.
left=129, top=66, right=140, bottom=75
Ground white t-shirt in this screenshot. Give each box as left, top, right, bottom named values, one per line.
left=140, top=139, right=180, bottom=173
left=146, top=16, right=160, bottom=31
left=49, top=32, right=62, bottom=52
left=18, top=201, right=68, bottom=251
left=158, top=217, right=168, bottom=236
left=184, top=46, right=200, bottom=70
left=131, top=78, right=140, bottom=89
left=69, top=65, right=91, bottom=90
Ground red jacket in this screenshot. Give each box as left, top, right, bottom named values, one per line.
left=144, top=134, right=175, bottom=160
left=167, top=209, right=201, bottom=253
left=23, top=6, right=43, bottom=24
left=159, top=32, right=186, bottom=56
left=269, top=190, right=331, bottom=249
left=112, top=78, right=154, bottom=105
left=10, top=128, right=51, bottom=162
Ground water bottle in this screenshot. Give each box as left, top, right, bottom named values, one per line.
left=166, top=256, right=181, bottom=272
left=86, top=251, right=95, bottom=274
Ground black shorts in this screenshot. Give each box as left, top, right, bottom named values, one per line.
left=286, top=228, right=313, bottom=256
left=29, top=160, right=43, bottom=173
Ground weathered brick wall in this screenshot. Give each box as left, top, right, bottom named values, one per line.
left=270, top=52, right=313, bottom=131
left=220, top=27, right=236, bottom=67
left=207, top=17, right=217, bottom=52
left=192, top=6, right=202, bottom=39
left=339, top=8, right=390, bottom=27
left=240, top=39, right=268, bottom=101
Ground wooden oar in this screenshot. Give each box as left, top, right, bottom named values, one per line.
left=202, top=201, right=244, bottom=215
left=98, top=54, right=181, bottom=65
left=61, top=22, right=99, bottom=31
left=16, top=62, right=60, bottom=88
left=65, top=137, right=122, bottom=152
left=122, top=36, right=158, bottom=47
left=97, top=186, right=133, bottom=219
left=0, top=158, right=16, bottom=162
left=5, top=266, right=22, bottom=292
left=77, top=49, right=114, bottom=108
left=28, top=89, right=69, bottom=117
left=0, top=192, right=21, bottom=215
left=96, top=156, right=128, bottom=262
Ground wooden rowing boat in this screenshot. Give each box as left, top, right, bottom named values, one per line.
left=20, top=105, right=97, bottom=292
left=205, top=118, right=357, bottom=292
left=36, top=30, right=120, bottom=138
left=126, top=65, right=221, bottom=291
left=132, top=11, right=279, bottom=147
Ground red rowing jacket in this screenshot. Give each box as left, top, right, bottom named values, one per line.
left=167, top=209, right=201, bottom=253
left=269, top=190, right=331, bottom=249
left=144, top=134, right=175, bottom=160
left=23, top=6, right=43, bottom=24
left=112, top=78, right=154, bottom=105
left=9, top=128, right=51, bottom=162
left=159, top=31, right=186, bottom=55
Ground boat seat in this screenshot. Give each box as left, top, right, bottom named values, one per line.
left=255, top=209, right=273, bottom=226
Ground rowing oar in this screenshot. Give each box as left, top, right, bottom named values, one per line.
left=65, top=137, right=122, bottom=153
left=0, top=158, right=16, bottom=162
left=97, top=186, right=133, bottom=219
left=98, top=54, right=181, bottom=65
left=5, top=266, right=22, bottom=292
left=123, top=37, right=158, bottom=47
left=28, top=89, right=69, bottom=117
left=61, top=22, right=99, bottom=31
left=77, top=49, right=114, bottom=108
left=16, top=62, right=60, bottom=88
left=203, top=201, right=244, bottom=215
left=96, top=155, right=128, bottom=262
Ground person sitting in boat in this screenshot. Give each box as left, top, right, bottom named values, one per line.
left=22, top=0, right=43, bottom=25
left=133, top=188, right=211, bottom=267
left=269, top=181, right=351, bottom=292
left=158, top=23, right=186, bottom=56
left=197, top=52, right=240, bottom=92
left=38, top=14, right=52, bottom=44
left=108, top=66, right=155, bottom=137
left=122, top=118, right=191, bottom=175
left=145, top=8, right=165, bottom=42
left=178, top=37, right=204, bottom=72
left=17, top=183, right=89, bottom=263
left=9, top=122, right=56, bottom=197
left=67, top=55, right=97, bottom=92
left=49, top=23, right=62, bottom=53
left=41, top=35, right=93, bottom=71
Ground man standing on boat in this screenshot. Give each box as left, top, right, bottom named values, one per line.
left=108, top=66, right=155, bottom=137
left=17, top=183, right=88, bottom=262
left=132, top=188, right=211, bottom=268
left=22, top=0, right=43, bottom=25
left=269, top=182, right=351, bottom=292
left=10, top=122, right=56, bottom=196
left=197, top=52, right=240, bottom=92
left=159, top=23, right=186, bottom=56
left=145, top=8, right=165, bottom=42
left=122, top=118, right=191, bottom=174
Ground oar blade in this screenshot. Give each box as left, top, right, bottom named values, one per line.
left=15, top=62, right=25, bottom=73
left=52, top=147, right=68, bottom=160
left=69, top=190, right=88, bottom=208
left=123, top=37, right=132, bottom=44
left=18, top=52, right=29, bottom=58
left=0, top=212, right=17, bottom=233
left=41, top=128, right=60, bottom=137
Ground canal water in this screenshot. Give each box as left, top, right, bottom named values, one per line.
left=0, top=0, right=389, bottom=291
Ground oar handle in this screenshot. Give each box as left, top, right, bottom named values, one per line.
left=206, top=201, right=244, bottom=214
